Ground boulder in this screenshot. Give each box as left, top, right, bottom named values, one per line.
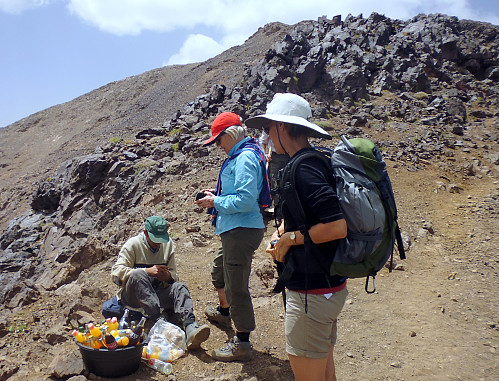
left=322, top=66, right=367, bottom=100
left=48, top=349, right=84, bottom=379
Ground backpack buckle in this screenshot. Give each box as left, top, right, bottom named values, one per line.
left=365, top=275, right=376, bottom=294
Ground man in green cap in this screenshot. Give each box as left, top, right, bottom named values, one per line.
left=111, top=216, right=210, bottom=350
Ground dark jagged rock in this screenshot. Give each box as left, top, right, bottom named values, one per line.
left=0, top=14, right=496, bottom=381
left=31, top=181, right=61, bottom=213
left=0, top=11, right=497, bottom=317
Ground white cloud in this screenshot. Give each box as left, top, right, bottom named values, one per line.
left=3, top=0, right=497, bottom=64
left=62, top=0, right=499, bottom=68
left=0, top=0, right=52, bottom=14
left=163, top=32, right=249, bottom=66
left=165, top=34, right=226, bottom=66
left=63, top=0, right=498, bottom=35
left=66, top=0, right=220, bottom=36
left=2, top=0, right=497, bottom=29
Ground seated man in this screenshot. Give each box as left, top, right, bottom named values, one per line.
left=110, top=215, right=210, bottom=350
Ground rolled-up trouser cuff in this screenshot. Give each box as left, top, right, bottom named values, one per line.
left=211, top=246, right=225, bottom=289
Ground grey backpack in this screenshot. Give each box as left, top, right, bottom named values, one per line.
left=280, top=135, right=406, bottom=293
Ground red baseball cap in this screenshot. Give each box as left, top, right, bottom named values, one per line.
left=203, top=112, right=242, bottom=145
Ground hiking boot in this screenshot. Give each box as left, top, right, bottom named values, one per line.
left=210, top=336, right=252, bottom=362
left=185, top=322, right=210, bottom=350
left=204, top=305, right=232, bottom=329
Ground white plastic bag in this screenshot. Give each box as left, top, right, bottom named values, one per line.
left=143, top=319, right=186, bottom=362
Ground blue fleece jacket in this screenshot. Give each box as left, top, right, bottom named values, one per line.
left=213, top=137, right=266, bottom=235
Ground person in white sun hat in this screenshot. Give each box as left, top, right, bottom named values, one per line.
left=246, top=93, right=348, bottom=381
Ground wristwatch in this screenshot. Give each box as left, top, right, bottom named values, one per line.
left=290, top=231, right=297, bottom=244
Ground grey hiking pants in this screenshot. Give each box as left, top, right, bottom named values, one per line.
left=218, top=227, right=264, bottom=333
left=120, top=269, right=195, bottom=326
left=211, top=246, right=225, bottom=289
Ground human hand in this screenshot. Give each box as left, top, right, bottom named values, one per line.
left=146, top=265, right=171, bottom=282
left=265, top=238, right=290, bottom=263
left=265, top=239, right=278, bottom=261
left=156, top=269, right=172, bottom=282
left=194, top=191, right=215, bottom=208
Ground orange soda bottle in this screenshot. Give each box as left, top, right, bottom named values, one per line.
left=105, top=317, right=118, bottom=331
left=81, top=326, right=91, bottom=347
left=110, top=317, right=119, bottom=331
left=117, top=336, right=130, bottom=347
left=72, top=329, right=85, bottom=343
left=87, top=322, right=102, bottom=339
left=88, top=335, right=102, bottom=349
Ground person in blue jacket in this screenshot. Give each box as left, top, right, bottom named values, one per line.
left=195, top=112, right=271, bottom=362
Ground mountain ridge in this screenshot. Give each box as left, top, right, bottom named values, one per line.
left=0, top=21, right=293, bottom=232
left=0, top=13, right=497, bottom=380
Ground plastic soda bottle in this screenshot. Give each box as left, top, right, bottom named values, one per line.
left=117, top=328, right=132, bottom=337
left=144, top=358, right=173, bottom=375
left=87, top=323, right=102, bottom=339
left=119, top=308, right=130, bottom=330
left=105, top=317, right=119, bottom=331
left=72, top=329, right=85, bottom=343
left=117, top=336, right=130, bottom=347
left=128, top=316, right=146, bottom=346
left=81, top=326, right=91, bottom=347
left=110, top=316, right=119, bottom=331
left=88, top=335, right=102, bottom=349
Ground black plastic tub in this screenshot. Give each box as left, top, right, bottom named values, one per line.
left=76, top=335, right=148, bottom=378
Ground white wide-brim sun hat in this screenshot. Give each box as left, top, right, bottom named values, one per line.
left=245, top=93, right=331, bottom=139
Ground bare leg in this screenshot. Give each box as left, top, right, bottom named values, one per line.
left=217, top=288, right=229, bottom=308
left=289, top=354, right=328, bottom=381
left=325, top=346, right=336, bottom=381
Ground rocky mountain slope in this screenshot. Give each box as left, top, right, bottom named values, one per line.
left=0, top=13, right=498, bottom=381
left=0, top=21, right=293, bottom=233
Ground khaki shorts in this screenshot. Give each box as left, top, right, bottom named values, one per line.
left=285, top=286, right=348, bottom=358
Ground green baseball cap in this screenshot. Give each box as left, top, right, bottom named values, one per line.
left=145, top=216, right=170, bottom=243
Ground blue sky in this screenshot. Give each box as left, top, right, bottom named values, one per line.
left=0, top=0, right=497, bottom=128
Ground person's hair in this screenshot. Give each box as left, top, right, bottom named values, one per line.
left=224, top=125, right=247, bottom=142
left=284, top=122, right=310, bottom=138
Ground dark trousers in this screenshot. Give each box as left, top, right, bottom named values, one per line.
left=120, top=269, right=195, bottom=326
left=219, top=227, right=264, bottom=333
left=211, top=246, right=225, bottom=289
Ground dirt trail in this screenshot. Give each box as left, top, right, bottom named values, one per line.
left=3, top=155, right=498, bottom=381
left=332, top=165, right=498, bottom=381
left=151, top=162, right=498, bottom=381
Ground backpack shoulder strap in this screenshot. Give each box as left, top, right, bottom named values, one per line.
left=231, top=138, right=272, bottom=208
left=281, top=149, right=331, bottom=235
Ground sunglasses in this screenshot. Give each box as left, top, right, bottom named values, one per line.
left=215, top=132, right=225, bottom=145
